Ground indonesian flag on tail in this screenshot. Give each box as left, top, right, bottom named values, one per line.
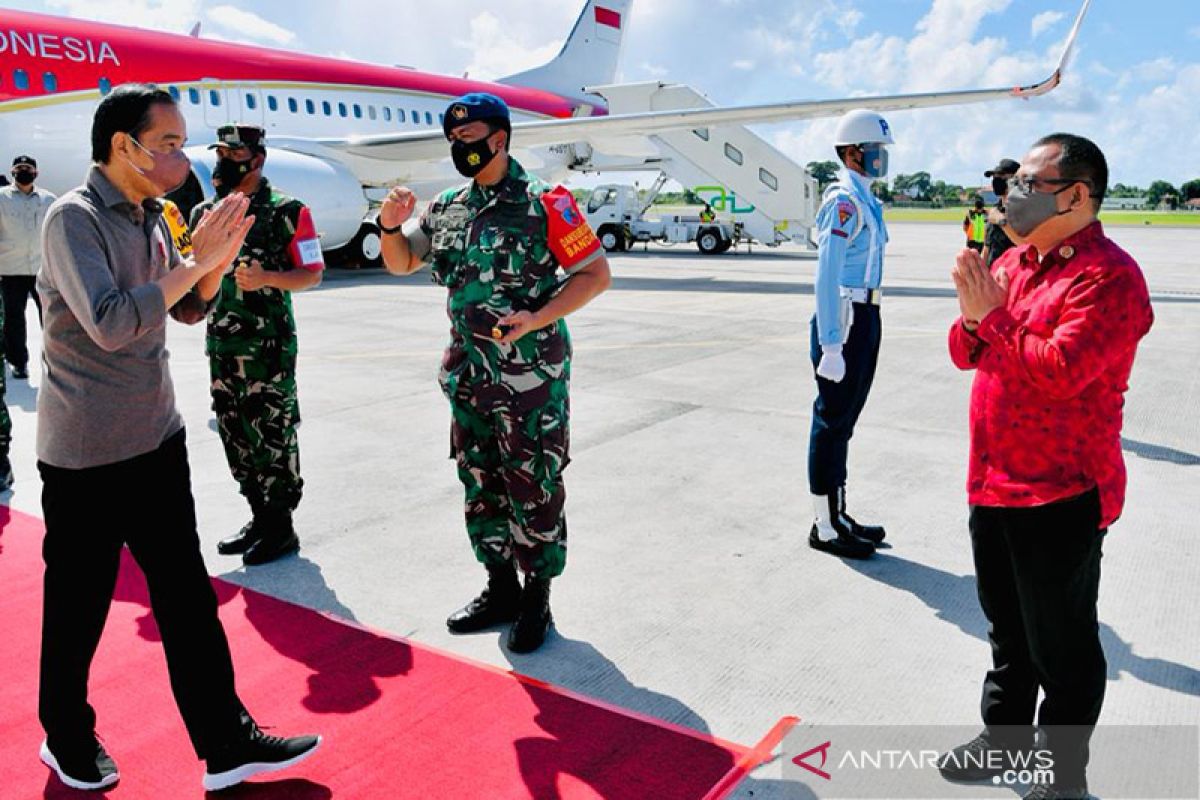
left=594, top=6, right=621, bottom=29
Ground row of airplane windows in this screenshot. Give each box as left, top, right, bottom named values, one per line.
left=1, top=70, right=443, bottom=128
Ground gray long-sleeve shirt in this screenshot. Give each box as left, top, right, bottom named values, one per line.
left=37, top=166, right=210, bottom=469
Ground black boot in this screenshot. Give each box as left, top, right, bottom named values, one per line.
left=446, top=563, right=521, bottom=633
left=838, top=486, right=886, bottom=544
left=507, top=576, right=553, bottom=653
left=242, top=509, right=299, bottom=566
left=0, top=454, right=13, bottom=492
left=809, top=492, right=874, bottom=559
left=218, top=499, right=267, bottom=556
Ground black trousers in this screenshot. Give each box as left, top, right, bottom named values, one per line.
left=38, top=429, right=247, bottom=759
left=970, top=488, right=1107, bottom=785
left=808, top=303, right=881, bottom=495
left=2, top=275, right=42, bottom=370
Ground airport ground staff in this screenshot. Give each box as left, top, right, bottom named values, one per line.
left=807, top=108, right=893, bottom=560
left=964, top=198, right=987, bottom=252
left=940, top=133, right=1152, bottom=799
left=379, top=93, right=611, bottom=653
left=190, top=124, right=324, bottom=567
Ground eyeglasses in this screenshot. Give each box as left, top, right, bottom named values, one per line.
left=1007, top=175, right=1090, bottom=193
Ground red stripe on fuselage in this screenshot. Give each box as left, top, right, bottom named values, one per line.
left=0, top=9, right=598, bottom=117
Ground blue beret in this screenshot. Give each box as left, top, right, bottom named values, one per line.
left=443, top=93, right=510, bottom=139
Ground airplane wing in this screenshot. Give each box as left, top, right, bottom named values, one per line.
left=295, top=0, right=1089, bottom=176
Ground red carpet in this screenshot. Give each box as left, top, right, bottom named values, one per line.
left=0, top=506, right=777, bottom=799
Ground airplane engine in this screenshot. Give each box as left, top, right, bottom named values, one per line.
left=181, top=146, right=373, bottom=265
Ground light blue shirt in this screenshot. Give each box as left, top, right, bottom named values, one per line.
left=813, top=169, right=888, bottom=347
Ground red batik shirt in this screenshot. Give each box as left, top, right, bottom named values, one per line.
left=948, top=221, right=1154, bottom=527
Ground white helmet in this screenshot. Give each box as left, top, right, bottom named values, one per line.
left=833, top=109, right=895, bottom=146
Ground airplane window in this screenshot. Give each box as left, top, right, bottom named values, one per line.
left=368, top=105, right=376, bottom=120
left=43, top=72, right=58, bottom=93
left=14, top=69, right=30, bottom=91
left=99, top=77, right=112, bottom=96
left=425, top=111, right=433, bottom=125
left=397, top=109, right=406, bottom=123
left=246, top=94, right=257, bottom=110
left=411, top=109, right=419, bottom=124
left=759, top=168, right=778, bottom=191
left=724, top=143, right=743, bottom=166
left=438, top=113, right=445, bottom=125
left=288, top=98, right=298, bottom=113
left=305, top=99, right=315, bottom=114
left=167, top=85, right=180, bottom=102
left=209, top=90, right=221, bottom=107
left=338, top=102, right=347, bottom=118
left=188, top=87, right=200, bottom=105
left=693, top=128, right=710, bottom=141
left=322, top=101, right=332, bottom=115
left=353, top=104, right=362, bottom=119
left=382, top=107, right=391, bottom=122
left=267, top=96, right=278, bottom=112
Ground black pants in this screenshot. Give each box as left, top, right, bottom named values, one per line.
left=808, top=303, right=881, bottom=495
left=2, top=275, right=42, bottom=370
left=970, top=488, right=1107, bottom=786
left=38, top=429, right=247, bottom=759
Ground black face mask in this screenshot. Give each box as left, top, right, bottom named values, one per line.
left=992, top=176, right=1008, bottom=196
left=12, top=170, right=35, bottom=187
left=450, top=135, right=498, bottom=179
left=213, top=155, right=257, bottom=193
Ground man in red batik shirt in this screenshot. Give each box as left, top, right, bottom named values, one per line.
left=937, top=134, right=1153, bottom=800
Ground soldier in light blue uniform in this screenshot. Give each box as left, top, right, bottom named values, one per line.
left=808, top=109, right=894, bottom=559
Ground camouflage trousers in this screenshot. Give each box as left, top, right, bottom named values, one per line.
left=445, top=375, right=571, bottom=580
left=210, top=350, right=303, bottom=513
left=0, top=300, right=9, bottom=457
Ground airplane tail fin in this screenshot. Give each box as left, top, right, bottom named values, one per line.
left=497, top=0, right=631, bottom=104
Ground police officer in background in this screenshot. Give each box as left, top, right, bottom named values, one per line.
left=190, top=124, right=325, bottom=566
left=379, top=93, right=611, bottom=653
left=808, top=109, right=893, bottom=560
left=982, top=158, right=1020, bottom=267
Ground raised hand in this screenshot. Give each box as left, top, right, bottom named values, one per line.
left=192, top=193, right=255, bottom=275
left=380, top=187, right=416, bottom=229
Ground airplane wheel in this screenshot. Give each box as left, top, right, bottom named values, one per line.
left=599, top=225, right=626, bottom=252
left=349, top=222, right=383, bottom=268
left=697, top=228, right=723, bottom=255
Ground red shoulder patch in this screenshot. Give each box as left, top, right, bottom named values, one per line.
left=540, top=186, right=601, bottom=269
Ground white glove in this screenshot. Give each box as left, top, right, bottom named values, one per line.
left=817, top=345, right=846, bottom=383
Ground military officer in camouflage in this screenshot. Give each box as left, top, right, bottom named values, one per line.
left=190, top=124, right=325, bottom=565
left=380, top=93, right=610, bottom=653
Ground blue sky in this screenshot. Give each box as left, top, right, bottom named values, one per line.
left=10, top=0, right=1200, bottom=189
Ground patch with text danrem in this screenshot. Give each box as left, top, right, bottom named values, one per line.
left=783, top=724, right=1199, bottom=798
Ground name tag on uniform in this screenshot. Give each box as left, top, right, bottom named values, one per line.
left=296, top=238, right=322, bottom=266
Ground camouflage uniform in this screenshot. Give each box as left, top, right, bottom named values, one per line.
left=191, top=179, right=322, bottom=515
left=0, top=297, right=9, bottom=459
left=414, top=158, right=602, bottom=579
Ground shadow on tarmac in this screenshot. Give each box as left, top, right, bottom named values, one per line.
left=846, top=553, right=1200, bottom=697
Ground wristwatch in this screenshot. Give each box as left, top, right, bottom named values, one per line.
left=379, top=219, right=404, bottom=235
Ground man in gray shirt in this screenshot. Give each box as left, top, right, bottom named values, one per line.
left=36, top=84, right=320, bottom=793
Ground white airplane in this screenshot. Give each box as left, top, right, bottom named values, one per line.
left=0, top=0, right=1090, bottom=264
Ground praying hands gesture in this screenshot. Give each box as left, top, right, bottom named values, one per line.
left=951, top=247, right=1009, bottom=329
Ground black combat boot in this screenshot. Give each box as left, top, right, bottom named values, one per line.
left=446, top=562, right=522, bottom=633
left=838, top=486, right=886, bottom=544
left=507, top=576, right=553, bottom=653
left=809, top=492, right=874, bottom=559
left=218, top=498, right=267, bottom=556
left=242, top=508, right=299, bottom=566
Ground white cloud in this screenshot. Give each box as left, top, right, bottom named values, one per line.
left=732, top=59, right=755, bottom=71
left=45, top=0, right=200, bottom=33
left=206, top=5, right=296, bottom=46
left=452, top=11, right=562, bottom=81
left=1031, top=10, right=1065, bottom=39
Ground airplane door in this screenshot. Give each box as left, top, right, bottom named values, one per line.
left=233, top=85, right=266, bottom=127
left=200, top=80, right=228, bottom=128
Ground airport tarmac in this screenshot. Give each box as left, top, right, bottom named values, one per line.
left=4, top=221, right=1196, bottom=798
